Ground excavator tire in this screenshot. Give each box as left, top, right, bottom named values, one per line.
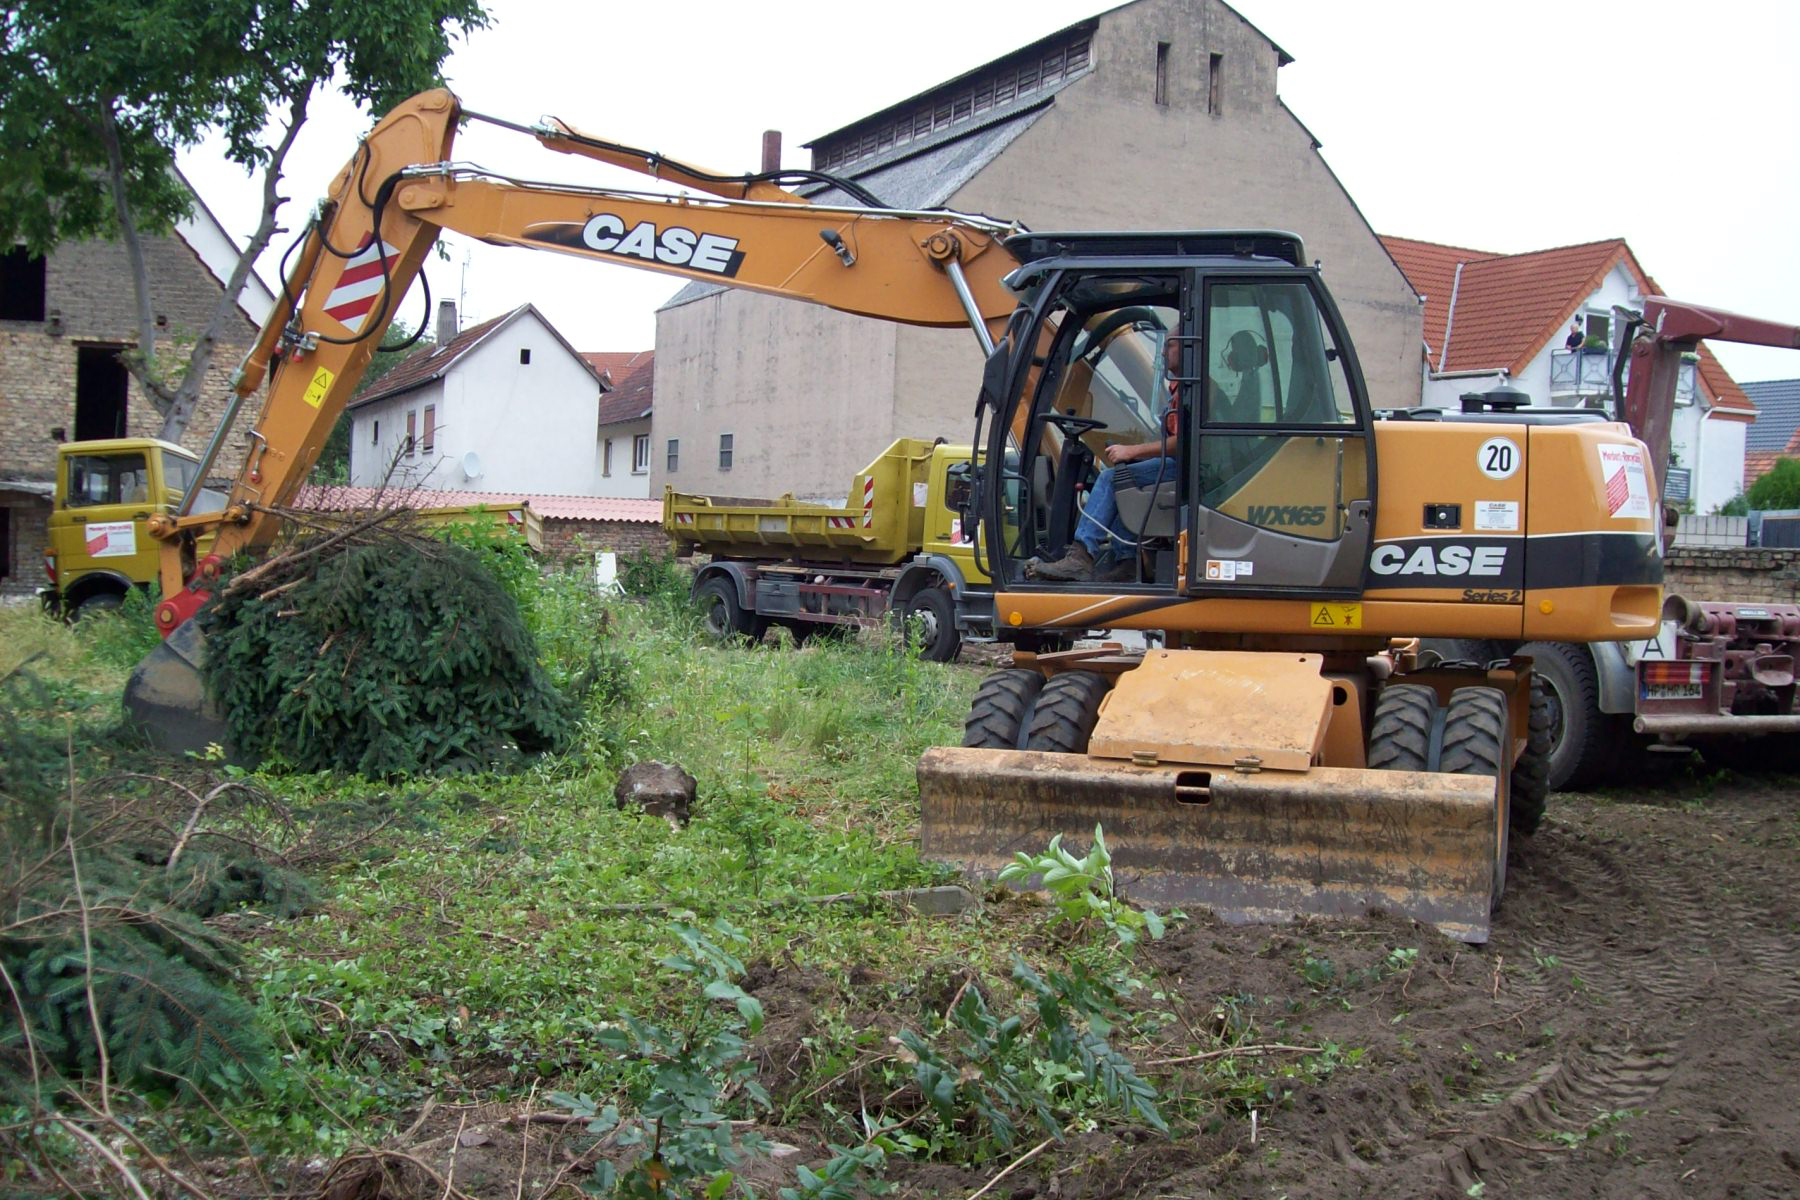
left=1367, top=683, right=1437, bottom=771
left=962, top=669, right=1045, bottom=749
left=1520, top=640, right=1617, bottom=791
left=1439, top=686, right=1510, bottom=903
left=1510, top=677, right=1553, bottom=836
left=1023, top=670, right=1112, bottom=754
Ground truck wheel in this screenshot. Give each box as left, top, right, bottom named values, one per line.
left=71, top=591, right=126, bottom=621
left=1510, top=676, right=1553, bottom=836
left=1439, top=687, right=1511, bottom=903
left=1023, top=671, right=1112, bottom=754
left=1520, top=641, right=1615, bottom=791
left=1367, top=683, right=1437, bottom=771
left=963, top=669, right=1045, bottom=749
left=696, top=578, right=763, bottom=642
left=901, top=587, right=960, bottom=663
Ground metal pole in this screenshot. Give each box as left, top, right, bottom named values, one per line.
left=177, top=390, right=246, bottom=515
left=944, top=259, right=996, bottom=357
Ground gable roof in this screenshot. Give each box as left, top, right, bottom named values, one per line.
left=171, top=166, right=278, bottom=328
left=1380, top=235, right=1755, bottom=417
left=583, top=350, right=655, bottom=426
left=349, top=303, right=602, bottom=409
left=1742, top=378, right=1800, bottom=451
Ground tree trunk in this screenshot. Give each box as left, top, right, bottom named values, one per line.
left=98, top=98, right=177, bottom=420
left=159, top=85, right=315, bottom=445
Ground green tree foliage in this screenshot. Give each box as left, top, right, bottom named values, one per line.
left=200, top=534, right=576, bottom=775
left=0, top=0, right=488, bottom=433
left=1746, top=459, right=1800, bottom=511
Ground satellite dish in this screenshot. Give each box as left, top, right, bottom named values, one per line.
left=461, top=451, right=484, bottom=480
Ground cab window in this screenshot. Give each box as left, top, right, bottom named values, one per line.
left=65, top=453, right=149, bottom=507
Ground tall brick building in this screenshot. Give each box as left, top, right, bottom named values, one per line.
left=0, top=176, right=273, bottom=598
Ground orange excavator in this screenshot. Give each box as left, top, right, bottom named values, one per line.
left=128, top=89, right=1703, bottom=941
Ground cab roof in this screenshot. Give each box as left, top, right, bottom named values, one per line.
left=1004, top=230, right=1305, bottom=268
left=58, top=438, right=198, bottom=460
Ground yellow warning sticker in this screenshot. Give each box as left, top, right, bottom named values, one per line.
left=1309, top=602, right=1363, bottom=629
left=301, top=366, right=335, bottom=409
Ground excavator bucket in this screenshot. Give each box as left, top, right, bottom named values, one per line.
left=917, top=748, right=1502, bottom=942
left=919, top=650, right=1507, bottom=943
left=123, top=619, right=232, bottom=757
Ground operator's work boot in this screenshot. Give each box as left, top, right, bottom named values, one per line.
left=1095, top=556, right=1137, bottom=584
left=1030, top=542, right=1094, bottom=581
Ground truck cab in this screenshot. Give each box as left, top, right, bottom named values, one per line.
left=45, top=438, right=223, bottom=616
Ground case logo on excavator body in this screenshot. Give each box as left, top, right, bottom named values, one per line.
left=1368, top=542, right=1509, bottom=577
left=523, top=216, right=745, bottom=277
left=579, top=214, right=744, bottom=276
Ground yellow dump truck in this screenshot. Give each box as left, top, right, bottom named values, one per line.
left=664, top=438, right=992, bottom=661
left=44, top=437, right=537, bottom=617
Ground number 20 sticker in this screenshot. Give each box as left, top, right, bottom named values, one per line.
left=1477, top=436, right=1520, bottom=480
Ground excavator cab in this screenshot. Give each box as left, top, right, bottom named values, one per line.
left=983, top=233, right=1375, bottom=597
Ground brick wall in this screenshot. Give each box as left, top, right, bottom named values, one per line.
left=0, top=495, right=50, bottom=599
left=540, top=518, right=669, bottom=563
left=1664, top=546, right=1800, bottom=604
left=0, top=231, right=257, bottom=483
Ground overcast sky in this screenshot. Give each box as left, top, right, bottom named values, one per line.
left=178, top=0, right=1800, bottom=385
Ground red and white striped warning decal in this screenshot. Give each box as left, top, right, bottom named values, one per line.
left=674, top=513, right=694, bottom=526
left=826, top=516, right=854, bottom=529
left=321, top=237, right=400, bottom=333
left=861, top=478, right=875, bottom=527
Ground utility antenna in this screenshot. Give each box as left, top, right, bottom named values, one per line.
left=458, top=246, right=472, bottom=321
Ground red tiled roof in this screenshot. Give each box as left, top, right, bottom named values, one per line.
left=292, top=484, right=662, bottom=524
left=1377, top=235, right=1498, bottom=361
left=583, top=350, right=654, bottom=426
left=1380, top=236, right=1756, bottom=417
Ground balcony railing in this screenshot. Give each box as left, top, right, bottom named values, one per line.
left=1549, top=350, right=1696, bottom=404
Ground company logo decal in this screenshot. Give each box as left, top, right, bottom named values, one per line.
left=1369, top=542, right=1509, bottom=577
left=525, top=215, right=745, bottom=277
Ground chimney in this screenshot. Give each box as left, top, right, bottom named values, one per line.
left=761, top=130, right=782, bottom=174
left=435, top=299, right=458, bottom=346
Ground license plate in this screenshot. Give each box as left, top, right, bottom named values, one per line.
left=1644, top=683, right=1702, bottom=700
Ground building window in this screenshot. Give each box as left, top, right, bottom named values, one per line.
left=665, top=437, right=679, bottom=473
left=718, top=433, right=733, bottom=471
left=1154, top=42, right=1170, bottom=106
left=421, top=405, right=436, bottom=453
left=519, top=347, right=531, bottom=365
left=603, top=437, right=613, bottom=477
left=1208, top=53, right=1223, bottom=114
left=406, top=410, right=417, bottom=457
left=373, top=419, right=380, bottom=444
left=74, top=346, right=128, bottom=441
left=633, top=434, right=651, bottom=473
left=0, top=247, right=46, bottom=322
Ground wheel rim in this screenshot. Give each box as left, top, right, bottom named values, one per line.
left=1540, top=675, right=1569, bottom=756
left=704, top=597, right=730, bottom=637
left=910, top=603, right=940, bottom=648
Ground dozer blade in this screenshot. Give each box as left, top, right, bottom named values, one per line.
left=123, top=619, right=233, bottom=757
left=918, top=747, right=1501, bottom=943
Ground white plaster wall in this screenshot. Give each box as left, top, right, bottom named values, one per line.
left=348, top=379, right=449, bottom=488
left=1689, top=412, right=1747, bottom=513
left=595, top=416, right=653, bottom=498
left=349, top=311, right=603, bottom=494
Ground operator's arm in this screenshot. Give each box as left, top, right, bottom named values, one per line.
left=1101, top=433, right=1174, bottom=467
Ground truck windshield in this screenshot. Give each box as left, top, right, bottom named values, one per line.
left=162, top=453, right=202, bottom=498
left=65, top=453, right=149, bottom=507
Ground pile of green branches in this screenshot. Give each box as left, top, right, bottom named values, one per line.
left=0, top=667, right=307, bottom=1102
left=200, top=513, right=576, bottom=776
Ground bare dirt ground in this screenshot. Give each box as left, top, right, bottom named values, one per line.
left=303, top=764, right=1798, bottom=1200
left=869, top=764, right=1800, bottom=1200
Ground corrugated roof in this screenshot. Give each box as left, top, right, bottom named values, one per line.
left=659, top=104, right=1050, bottom=314
left=348, top=304, right=604, bottom=409
left=291, top=484, right=662, bottom=524
left=583, top=350, right=654, bottom=426
left=1380, top=235, right=1755, bottom=416
left=1742, top=379, right=1800, bottom=451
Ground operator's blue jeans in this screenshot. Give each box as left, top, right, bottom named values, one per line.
left=1074, top=457, right=1177, bottom=561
